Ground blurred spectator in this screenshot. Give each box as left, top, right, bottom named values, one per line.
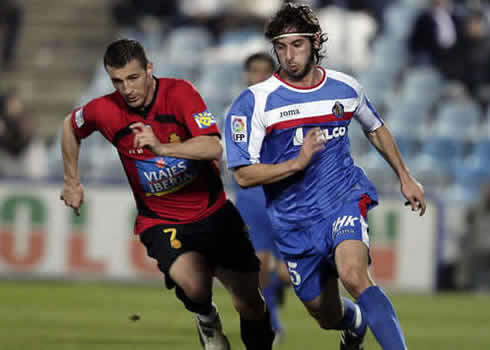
left=456, top=10, right=490, bottom=107
left=112, top=0, right=183, bottom=31
left=0, top=0, right=22, bottom=71
left=409, top=0, right=463, bottom=79
left=0, top=90, right=47, bottom=178
left=456, top=180, right=490, bottom=291
left=177, top=0, right=227, bottom=42
left=0, top=91, right=29, bottom=157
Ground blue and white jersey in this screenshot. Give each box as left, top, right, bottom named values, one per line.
left=225, top=67, right=382, bottom=237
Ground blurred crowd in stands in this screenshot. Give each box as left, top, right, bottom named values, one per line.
left=1, top=0, right=489, bottom=289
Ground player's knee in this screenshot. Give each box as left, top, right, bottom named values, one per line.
left=338, top=265, right=369, bottom=298
left=178, top=282, right=211, bottom=305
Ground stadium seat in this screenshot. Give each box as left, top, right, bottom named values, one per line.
left=152, top=60, right=196, bottom=81
left=399, top=67, right=444, bottom=111
left=421, top=136, right=465, bottom=170
left=165, top=26, right=213, bottom=66
left=466, top=139, right=490, bottom=174
left=356, top=151, right=399, bottom=191
left=432, top=101, right=482, bottom=140
left=382, top=3, right=418, bottom=39
left=451, top=164, right=489, bottom=194
left=196, top=61, right=242, bottom=101
left=408, top=154, right=453, bottom=191
left=369, top=35, right=408, bottom=79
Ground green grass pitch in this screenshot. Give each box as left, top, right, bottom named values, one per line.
left=1, top=280, right=489, bottom=349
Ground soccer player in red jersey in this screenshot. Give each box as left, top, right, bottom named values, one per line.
left=60, top=39, right=274, bottom=350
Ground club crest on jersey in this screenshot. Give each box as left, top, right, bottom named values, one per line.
left=193, top=110, right=216, bottom=129
left=75, top=108, right=85, bottom=128
left=332, top=101, right=344, bottom=118
left=231, top=115, right=247, bottom=143
left=168, top=133, right=181, bottom=143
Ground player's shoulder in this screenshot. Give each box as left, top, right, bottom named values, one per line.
left=324, top=68, right=363, bottom=93
left=158, top=76, right=196, bottom=94
left=82, top=91, right=121, bottom=113
left=249, top=75, right=281, bottom=96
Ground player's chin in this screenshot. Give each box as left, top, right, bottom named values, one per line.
left=126, top=98, right=143, bottom=109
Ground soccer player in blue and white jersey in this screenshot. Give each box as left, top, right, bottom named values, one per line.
left=224, top=3, right=426, bottom=350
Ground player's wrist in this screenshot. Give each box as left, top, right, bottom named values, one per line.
left=153, top=142, right=167, bottom=156
left=64, top=175, right=81, bottom=186
left=290, top=157, right=304, bottom=172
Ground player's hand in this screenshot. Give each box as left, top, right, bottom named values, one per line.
left=60, top=182, right=84, bottom=216
left=401, top=176, right=426, bottom=216
left=295, top=127, right=326, bottom=170
left=130, top=122, right=163, bottom=154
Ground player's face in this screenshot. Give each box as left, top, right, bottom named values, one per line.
left=274, top=35, right=315, bottom=82
left=245, top=59, right=274, bottom=86
left=106, top=58, right=154, bottom=109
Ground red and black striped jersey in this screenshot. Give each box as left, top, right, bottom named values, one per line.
left=71, top=77, right=227, bottom=234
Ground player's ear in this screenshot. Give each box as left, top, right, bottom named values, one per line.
left=146, top=62, right=154, bottom=76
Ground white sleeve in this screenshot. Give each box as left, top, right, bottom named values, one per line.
left=354, top=85, right=384, bottom=132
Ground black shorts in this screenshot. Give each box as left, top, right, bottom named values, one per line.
left=139, top=200, right=260, bottom=289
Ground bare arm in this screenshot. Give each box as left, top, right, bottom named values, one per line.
left=234, top=127, right=326, bottom=188
left=130, top=122, right=222, bottom=161
left=60, top=114, right=84, bottom=216
left=366, top=124, right=426, bottom=216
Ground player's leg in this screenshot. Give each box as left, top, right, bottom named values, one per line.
left=215, top=268, right=275, bottom=350
left=170, top=252, right=231, bottom=350
left=300, top=272, right=365, bottom=333
left=257, top=250, right=283, bottom=336
left=139, top=224, right=229, bottom=350
left=336, top=238, right=407, bottom=349
left=282, top=249, right=364, bottom=341
left=212, top=201, right=275, bottom=350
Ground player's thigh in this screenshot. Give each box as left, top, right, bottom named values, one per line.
left=169, top=251, right=214, bottom=300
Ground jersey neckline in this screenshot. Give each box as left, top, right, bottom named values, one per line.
left=273, top=66, right=326, bottom=91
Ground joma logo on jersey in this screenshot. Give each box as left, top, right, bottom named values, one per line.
left=332, top=215, right=359, bottom=235
left=280, top=109, right=300, bottom=118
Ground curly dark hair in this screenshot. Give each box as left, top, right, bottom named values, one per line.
left=265, top=2, right=328, bottom=64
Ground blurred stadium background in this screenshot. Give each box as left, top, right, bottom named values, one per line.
left=0, top=0, right=489, bottom=349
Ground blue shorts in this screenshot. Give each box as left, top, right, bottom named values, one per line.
left=280, top=194, right=373, bottom=302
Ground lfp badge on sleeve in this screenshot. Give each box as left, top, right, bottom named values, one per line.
left=231, top=115, right=247, bottom=142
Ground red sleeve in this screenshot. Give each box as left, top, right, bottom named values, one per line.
left=170, top=80, right=220, bottom=137
left=70, top=99, right=99, bottom=139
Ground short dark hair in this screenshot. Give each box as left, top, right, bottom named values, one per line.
left=265, top=2, right=328, bottom=64
left=244, top=52, right=276, bottom=72
left=103, top=39, right=149, bottom=69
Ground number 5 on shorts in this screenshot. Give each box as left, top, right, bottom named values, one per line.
left=287, top=261, right=302, bottom=286
left=163, top=228, right=182, bottom=249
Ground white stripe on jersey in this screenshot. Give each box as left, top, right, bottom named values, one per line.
left=263, top=97, right=358, bottom=128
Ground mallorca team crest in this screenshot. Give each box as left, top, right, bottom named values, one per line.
left=193, top=110, right=216, bottom=129
left=332, top=101, right=344, bottom=118
left=168, top=133, right=181, bottom=143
